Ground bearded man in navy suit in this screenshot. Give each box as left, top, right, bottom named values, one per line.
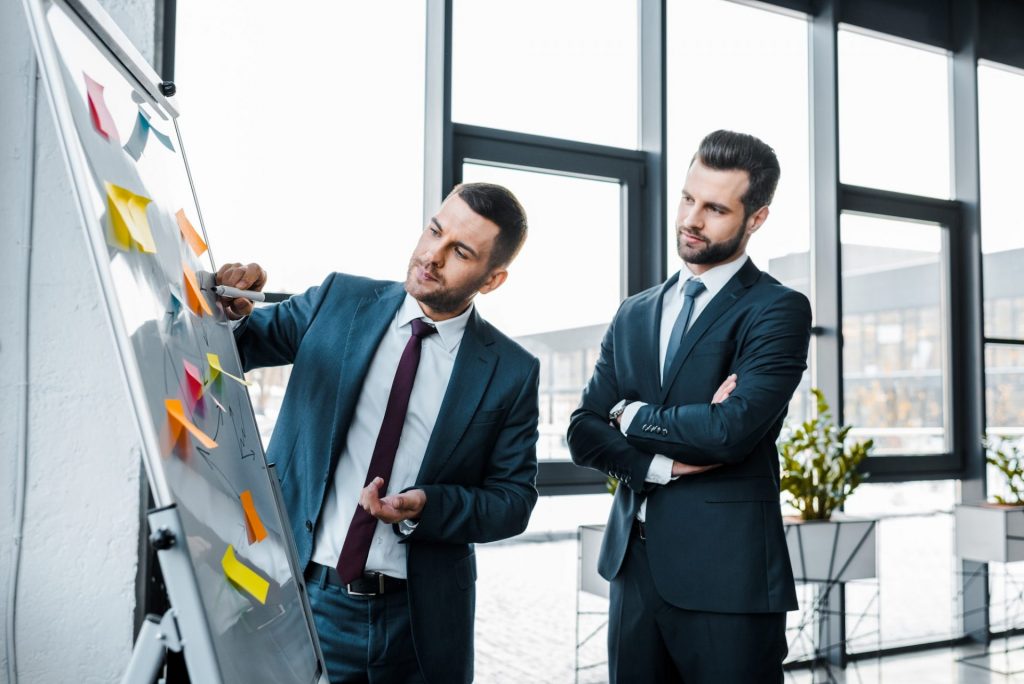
left=216, top=183, right=539, bottom=684
left=568, top=130, right=812, bottom=683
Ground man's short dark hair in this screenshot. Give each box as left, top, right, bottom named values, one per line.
left=693, top=130, right=781, bottom=220
left=449, top=182, right=528, bottom=268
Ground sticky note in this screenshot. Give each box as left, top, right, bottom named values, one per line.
left=240, top=490, right=268, bottom=544
left=182, top=263, right=213, bottom=317
left=84, top=73, right=119, bottom=142
left=176, top=209, right=207, bottom=257
left=165, top=398, right=217, bottom=449
left=207, top=353, right=253, bottom=386
left=105, top=182, right=156, bottom=253
left=183, top=359, right=204, bottom=405
left=123, top=109, right=175, bottom=160
left=221, top=545, right=269, bottom=604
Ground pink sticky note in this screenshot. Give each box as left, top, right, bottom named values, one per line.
left=84, top=73, right=119, bottom=143
left=183, top=359, right=204, bottom=406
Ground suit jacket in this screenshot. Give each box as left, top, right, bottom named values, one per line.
left=234, top=272, right=540, bottom=684
left=567, top=259, right=810, bottom=614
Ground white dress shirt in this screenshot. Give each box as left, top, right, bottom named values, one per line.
left=622, top=254, right=749, bottom=521
left=311, top=294, right=472, bottom=577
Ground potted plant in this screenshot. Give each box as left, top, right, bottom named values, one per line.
left=955, top=435, right=1024, bottom=563
left=778, top=388, right=877, bottom=583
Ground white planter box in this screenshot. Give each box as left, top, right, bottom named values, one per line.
left=784, top=516, right=878, bottom=582
left=954, top=503, right=1024, bottom=563
left=578, top=524, right=608, bottom=598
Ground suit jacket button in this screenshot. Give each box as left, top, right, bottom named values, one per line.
left=305, top=520, right=313, bottom=532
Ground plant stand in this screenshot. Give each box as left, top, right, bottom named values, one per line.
left=784, top=516, right=879, bottom=675
left=954, top=503, right=1024, bottom=675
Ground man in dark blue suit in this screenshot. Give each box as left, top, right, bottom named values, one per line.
left=568, top=130, right=811, bottom=683
left=215, top=183, right=539, bottom=684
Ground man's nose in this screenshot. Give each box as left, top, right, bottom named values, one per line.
left=680, top=206, right=702, bottom=231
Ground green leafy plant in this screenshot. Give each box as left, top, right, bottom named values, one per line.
left=985, top=435, right=1024, bottom=505
left=779, top=388, right=873, bottom=521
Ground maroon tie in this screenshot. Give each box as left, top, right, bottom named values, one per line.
left=337, top=318, right=438, bottom=584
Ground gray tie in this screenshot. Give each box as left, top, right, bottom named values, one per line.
left=663, top=278, right=707, bottom=385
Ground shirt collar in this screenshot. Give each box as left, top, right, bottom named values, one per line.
left=396, top=293, right=472, bottom=355
left=676, top=254, right=749, bottom=299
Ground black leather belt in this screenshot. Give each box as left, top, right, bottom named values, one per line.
left=633, top=518, right=647, bottom=541
left=304, top=563, right=407, bottom=597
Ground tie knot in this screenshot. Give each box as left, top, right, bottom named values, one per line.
left=683, top=278, right=706, bottom=298
left=410, top=318, right=438, bottom=339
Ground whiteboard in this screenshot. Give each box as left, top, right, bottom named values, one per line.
left=23, top=0, right=325, bottom=681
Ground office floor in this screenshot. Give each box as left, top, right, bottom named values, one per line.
left=473, top=538, right=1024, bottom=684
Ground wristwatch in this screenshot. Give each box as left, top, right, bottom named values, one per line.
left=608, top=399, right=630, bottom=421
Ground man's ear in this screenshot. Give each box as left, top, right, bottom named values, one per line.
left=747, top=205, right=770, bottom=235
left=478, top=268, right=508, bottom=295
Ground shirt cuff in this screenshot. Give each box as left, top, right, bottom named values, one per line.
left=229, top=316, right=247, bottom=331
left=645, top=454, right=675, bottom=484
left=398, top=518, right=419, bottom=536
left=619, top=401, right=646, bottom=435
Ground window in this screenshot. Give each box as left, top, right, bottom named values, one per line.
left=841, top=214, right=949, bottom=456
left=176, top=4, right=427, bottom=444
left=838, top=29, right=951, bottom=199
left=667, top=0, right=811, bottom=423
left=175, top=3, right=426, bottom=294
left=462, top=163, right=622, bottom=461
left=452, top=0, right=638, bottom=148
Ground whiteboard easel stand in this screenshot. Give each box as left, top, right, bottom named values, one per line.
left=122, top=504, right=223, bottom=684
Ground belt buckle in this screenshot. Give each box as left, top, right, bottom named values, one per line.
left=346, top=572, right=385, bottom=597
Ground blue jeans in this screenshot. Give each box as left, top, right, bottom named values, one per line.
left=307, top=579, right=425, bottom=684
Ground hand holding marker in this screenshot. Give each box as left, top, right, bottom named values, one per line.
left=210, top=262, right=268, bottom=320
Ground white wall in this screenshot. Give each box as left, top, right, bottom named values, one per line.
left=0, top=1, right=158, bottom=681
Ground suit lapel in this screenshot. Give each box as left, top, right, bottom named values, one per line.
left=659, top=259, right=761, bottom=401
left=639, top=274, right=677, bottom=398
left=416, top=309, right=497, bottom=484
left=328, top=283, right=405, bottom=465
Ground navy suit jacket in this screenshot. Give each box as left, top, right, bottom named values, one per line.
left=568, top=259, right=810, bottom=614
left=234, top=273, right=540, bottom=684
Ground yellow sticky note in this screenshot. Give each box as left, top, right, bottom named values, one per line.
left=221, top=544, right=268, bottom=602
left=105, top=182, right=156, bottom=253
left=165, top=398, right=217, bottom=450
left=240, top=490, right=268, bottom=544
left=176, top=209, right=208, bottom=257
left=207, top=352, right=253, bottom=386
left=222, top=545, right=269, bottom=604
left=183, top=263, right=213, bottom=317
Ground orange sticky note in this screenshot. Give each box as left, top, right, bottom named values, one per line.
left=176, top=209, right=208, bottom=257
left=221, top=545, right=269, bottom=604
left=182, top=263, right=213, bottom=317
left=105, top=182, right=156, bottom=253
left=183, top=359, right=204, bottom=405
left=165, top=398, right=217, bottom=450
left=240, top=490, right=268, bottom=544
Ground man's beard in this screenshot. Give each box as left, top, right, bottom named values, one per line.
left=677, top=221, right=747, bottom=266
left=405, top=259, right=489, bottom=314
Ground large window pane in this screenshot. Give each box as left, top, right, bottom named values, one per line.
left=986, top=344, right=1024, bottom=437
left=667, top=0, right=811, bottom=423
left=839, top=29, right=951, bottom=198
left=979, top=64, right=1024, bottom=341
left=452, top=0, right=638, bottom=149
left=842, top=482, right=956, bottom=651
left=176, top=4, right=427, bottom=445
left=667, top=0, right=810, bottom=292
left=841, top=214, right=949, bottom=455
left=175, top=3, right=426, bottom=294
left=462, top=163, right=621, bottom=461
